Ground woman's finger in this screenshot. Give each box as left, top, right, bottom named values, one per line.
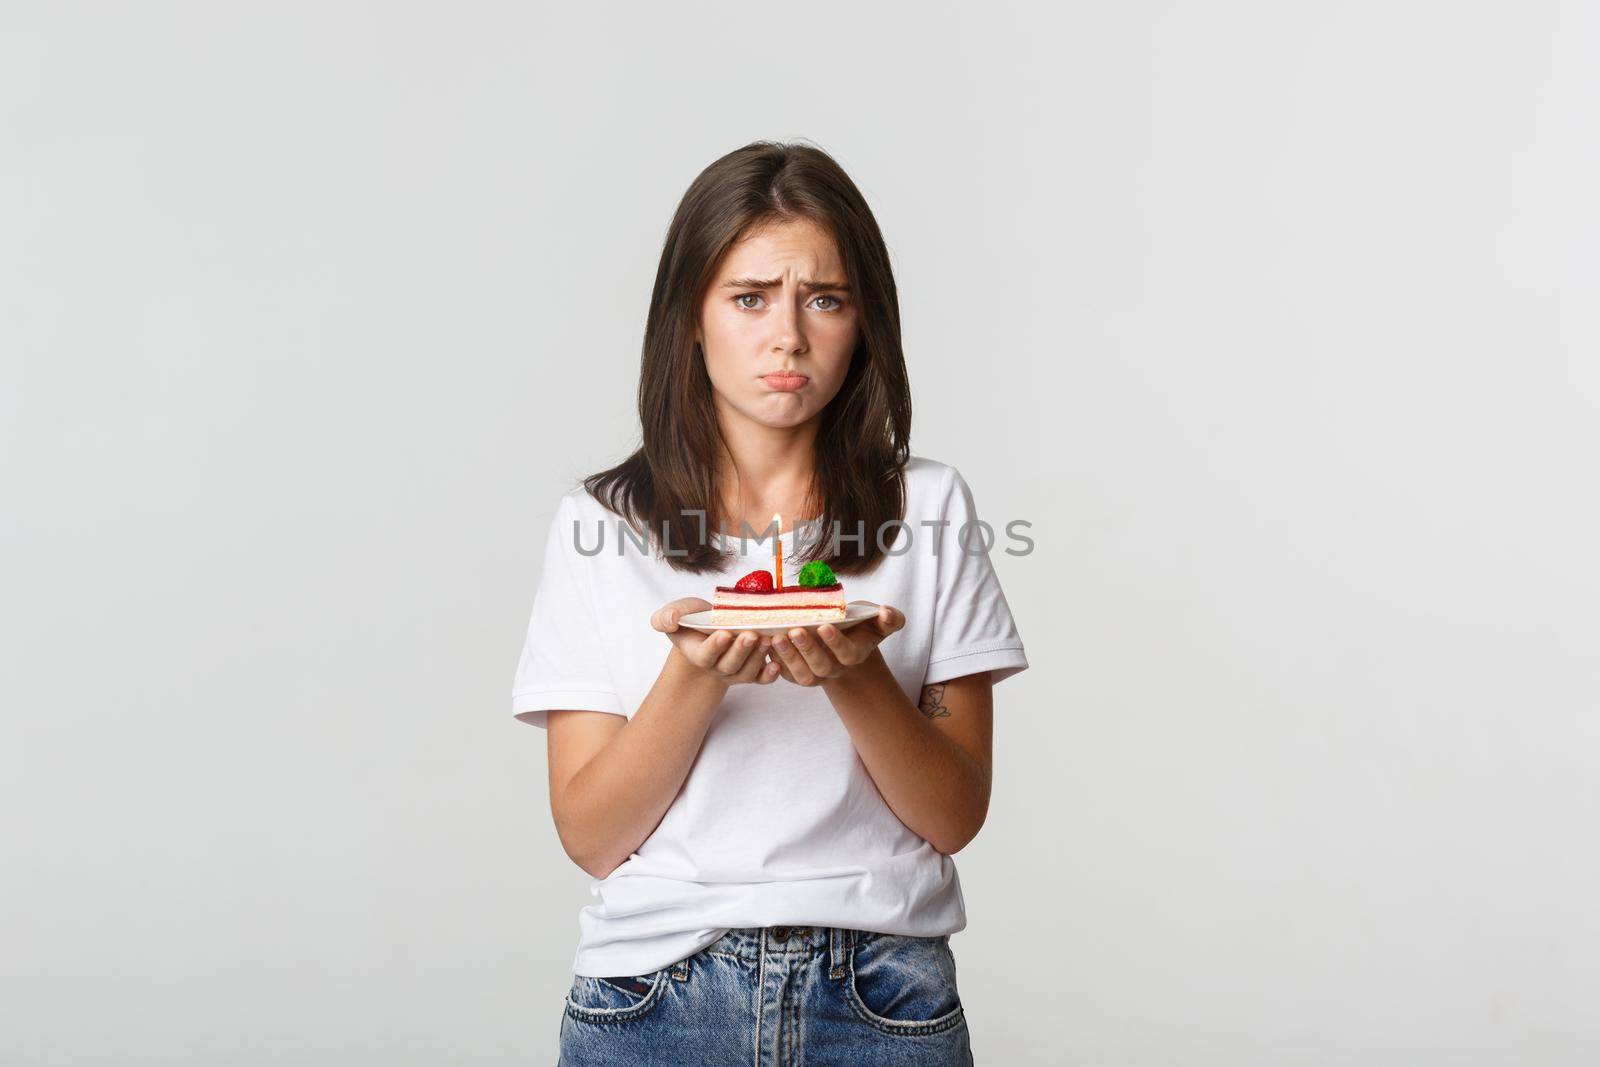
left=816, top=623, right=862, bottom=665
left=875, top=605, right=904, bottom=636
left=770, top=632, right=818, bottom=685
left=750, top=642, right=779, bottom=683
left=653, top=597, right=711, bottom=632
left=713, top=631, right=762, bottom=676
left=784, top=627, right=837, bottom=679
left=733, top=638, right=773, bottom=683
left=690, top=629, right=733, bottom=669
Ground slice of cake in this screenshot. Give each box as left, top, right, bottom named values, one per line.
left=711, top=560, right=847, bottom=626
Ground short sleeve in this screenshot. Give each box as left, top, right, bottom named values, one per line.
left=510, top=493, right=625, bottom=729
left=924, top=466, right=1030, bottom=687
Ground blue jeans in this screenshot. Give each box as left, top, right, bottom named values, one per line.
left=557, top=926, right=974, bottom=1066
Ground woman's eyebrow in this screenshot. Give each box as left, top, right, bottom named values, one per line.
left=720, top=277, right=851, bottom=292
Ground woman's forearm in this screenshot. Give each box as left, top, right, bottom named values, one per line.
left=557, top=649, right=729, bottom=878
left=821, top=650, right=988, bottom=854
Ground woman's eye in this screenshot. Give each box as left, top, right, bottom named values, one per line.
left=732, top=293, right=845, bottom=311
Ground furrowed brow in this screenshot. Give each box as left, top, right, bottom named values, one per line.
left=720, top=277, right=851, bottom=293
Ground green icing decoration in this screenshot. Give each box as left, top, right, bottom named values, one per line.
left=797, top=560, right=837, bottom=587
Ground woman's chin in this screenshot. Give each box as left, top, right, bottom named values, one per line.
left=751, top=395, right=813, bottom=426
left=756, top=415, right=812, bottom=431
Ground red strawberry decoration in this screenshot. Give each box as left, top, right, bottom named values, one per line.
left=733, top=569, right=774, bottom=592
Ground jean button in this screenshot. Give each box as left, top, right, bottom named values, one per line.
left=771, top=926, right=790, bottom=941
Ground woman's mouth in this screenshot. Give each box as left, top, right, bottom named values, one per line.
left=760, top=372, right=809, bottom=392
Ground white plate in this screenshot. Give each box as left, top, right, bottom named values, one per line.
left=676, top=600, right=882, bottom=635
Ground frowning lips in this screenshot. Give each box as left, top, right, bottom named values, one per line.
left=760, top=371, right=809, bottom=391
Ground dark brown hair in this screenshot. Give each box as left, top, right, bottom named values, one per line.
left=583, top=139, right=912, bottom=575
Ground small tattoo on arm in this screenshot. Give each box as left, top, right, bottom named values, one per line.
left=919, top=683, right=950, bottom=720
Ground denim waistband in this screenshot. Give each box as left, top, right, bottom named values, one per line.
left=703, top=926, right=856, bottom=978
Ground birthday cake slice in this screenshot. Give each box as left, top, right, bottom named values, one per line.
left=711, top=561, right=847, bottom=626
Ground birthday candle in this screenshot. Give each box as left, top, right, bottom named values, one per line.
left=773, top=512, right=783, bottom=588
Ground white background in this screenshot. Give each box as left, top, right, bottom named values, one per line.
left=4, top=2, right=1597, bottom=1064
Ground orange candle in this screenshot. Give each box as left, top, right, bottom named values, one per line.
left=773, top=512, right=783, bottom=588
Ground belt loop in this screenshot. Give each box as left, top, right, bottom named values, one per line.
left=829, top=927, right=849, bottom=980
left=671, top=954, right=690, bottom=981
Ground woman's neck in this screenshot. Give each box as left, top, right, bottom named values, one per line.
left=713, top=415, right=821, bottom=538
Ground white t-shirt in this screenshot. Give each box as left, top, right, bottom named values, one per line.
left=510, top=454, right=1029, bottom=977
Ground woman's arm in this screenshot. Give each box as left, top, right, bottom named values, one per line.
left=819, top=651, right=994, bottom=856
left=768, top=615, right=994, bottom=854
left=546, top=601, right=776, bottom=880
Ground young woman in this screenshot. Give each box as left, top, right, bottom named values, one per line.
left=511, top=140, right=1029, bottom=1065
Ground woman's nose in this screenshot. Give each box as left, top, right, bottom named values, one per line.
left=771, top=297, right=807, bottom=353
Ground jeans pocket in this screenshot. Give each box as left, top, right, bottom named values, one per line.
left=843, top=932, right=966, bottom=1036
left=563, top=969, right=668, bottom=1025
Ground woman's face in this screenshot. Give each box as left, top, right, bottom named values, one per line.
left=695, top=218, right=860, bottom=432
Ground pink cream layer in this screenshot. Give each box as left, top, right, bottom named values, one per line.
left=711, top=583, right=845, bottom=625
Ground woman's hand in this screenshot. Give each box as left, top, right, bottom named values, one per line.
left=651, top=597, right=781, bottom=687
left=768, top=605, right=906, bottom=688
